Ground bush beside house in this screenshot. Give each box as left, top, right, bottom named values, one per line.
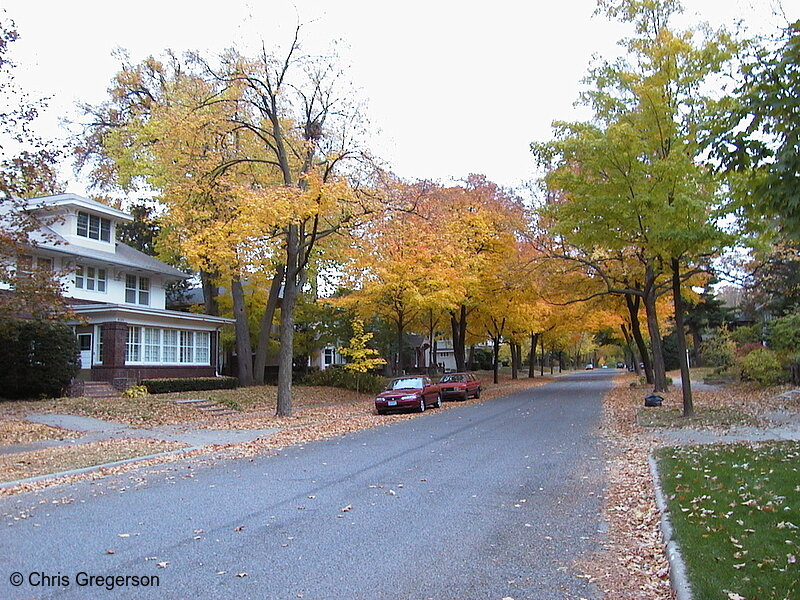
left=0, top=319, right=80, bottom=399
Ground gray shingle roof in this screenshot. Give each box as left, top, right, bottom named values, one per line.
left=37, top=223, right=188, bottom=279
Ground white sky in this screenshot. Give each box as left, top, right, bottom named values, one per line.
left=2, top=0, right=794, bottom=197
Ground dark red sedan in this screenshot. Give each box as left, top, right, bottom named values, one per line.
left=375, top=376, right=442, bottom=415
left=438, top=372, right=482, bottom=401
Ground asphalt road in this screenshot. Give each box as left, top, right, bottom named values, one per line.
left=1, top=371, right=614, bottom=600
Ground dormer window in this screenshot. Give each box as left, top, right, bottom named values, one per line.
left=77, top=211, right=111, bottom=242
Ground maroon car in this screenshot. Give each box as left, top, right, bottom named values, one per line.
left=375, top=376, right=442, bottom=415
left=439, top=372, right=482, bottom=401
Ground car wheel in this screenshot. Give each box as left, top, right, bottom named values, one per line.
left=433, top=393, right=442, bottom=408
left=418, top=396, right=426, bottom=412
left=460, top=390, right=468, bottom=401
left=474, top=388, right=481, bottom=399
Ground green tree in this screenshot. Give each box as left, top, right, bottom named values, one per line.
left=708, top=21, right=800, bottom=239
left=532, top=0, right=737, bottom=415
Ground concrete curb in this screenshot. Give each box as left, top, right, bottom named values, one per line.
left=0, top=447, right=200, bottom=490
left=648, top=453, right=693, bottom=600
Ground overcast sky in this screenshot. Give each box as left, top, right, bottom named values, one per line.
left=2, top=0, right=794, bottom=197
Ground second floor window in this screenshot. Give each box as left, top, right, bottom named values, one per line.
left=125, top=275, right=150, bottom=305
left=77, top=211, right=111, bottom=242
left=75, top=265, right=107, bottom=292
left=17, top=255, right=53, bottom=275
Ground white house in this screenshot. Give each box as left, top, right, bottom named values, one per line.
left=7, top=193, right=232, bottom=386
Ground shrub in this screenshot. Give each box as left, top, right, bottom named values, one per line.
left=301, top=368, right=386, bottom=395
left=731, top=324, right=761, bottom=346
left=700, top=331, right=736, bottom=373
left=738, top=348, right=785, bottom=386
left=140, top=376, right=238, bottom=393
left=122, top=385, right=149, bottom=398
left=0, top=319, right=79, bottom=399
left=768, top=311, right=800, bottom=356
left=211, top=396, right=241, bottom=411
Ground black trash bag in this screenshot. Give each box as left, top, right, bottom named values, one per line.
left=644, top=393, right=663, bottom=407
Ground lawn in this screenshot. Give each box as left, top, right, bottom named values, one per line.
left=656, top=441, right=800, bottom=600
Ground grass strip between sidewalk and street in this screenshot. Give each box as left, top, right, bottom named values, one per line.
left=0, top=439, right=188, bottom=483
left=655, top=441, right=800, bottom=600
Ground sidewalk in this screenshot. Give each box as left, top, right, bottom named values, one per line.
left=0, top=413, right=280, bottom=456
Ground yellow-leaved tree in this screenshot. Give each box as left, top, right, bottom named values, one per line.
left=78, top=32, right=375, bottom=415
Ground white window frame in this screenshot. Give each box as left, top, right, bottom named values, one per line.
left=77, top=211, right=111, bottom=242
left=125, top=274, right=150, bottom=306
left=75, top=265, right=107, bottom=293
left=126, top=326, right=142, bottom=363
left=124, top=327, right=212, bottom=366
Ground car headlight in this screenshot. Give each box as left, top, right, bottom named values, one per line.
left=400, top=394, right=418, bottom=400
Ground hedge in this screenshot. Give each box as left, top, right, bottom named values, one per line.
left=301, top=367, right=387, bottom=395
left=140, top=376, right=238, bottom=394
left=0, top=318, right=80, bottom=399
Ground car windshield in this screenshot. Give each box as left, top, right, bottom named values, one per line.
left=440, top=374, right=465, bottom=383
left=390, top=377, right=424, bottom=390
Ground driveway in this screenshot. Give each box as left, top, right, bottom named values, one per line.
left=0, top=371, right=613, bottom=600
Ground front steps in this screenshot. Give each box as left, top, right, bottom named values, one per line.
left=172, top=398, right=237, bottom=417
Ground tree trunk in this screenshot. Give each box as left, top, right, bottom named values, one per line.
left=231, top=277, right=253, bottom=386
left=200, top=271, right=219, bottom=316
left=253, top=265, right=285, bottom=385
left=492, top=336, right=500, bottom=384
left=672, top=258, right=694, bottom=416
left=620, top=323, right=638, bottom=374
left=510, top=342, right=518, bottom=380
left=540, top=334, right=545, bottom=377
left=625, top=293, right=651, bottom=381
left=395, top=317, right=405, bottom=376
left=276, top=225, right=300, bottom=417
left=450, top=306, right=467, bottom=372
left=690, top=328, right=704, bottom=367
left=643, top=270, right=668, bottom=392
left=528, top=332, right=539, bottom=378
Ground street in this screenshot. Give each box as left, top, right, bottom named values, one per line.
left=1, top=371, right=613, bottom=600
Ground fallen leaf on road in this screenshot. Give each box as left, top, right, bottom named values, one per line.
left=105, top=550, right=115, bottom=554
left=234, top=526, right=244, bottom=532
left=117, top=533, right=130, bottom=538
left=341, top=504, right=352, bottom=512
left=157, top=562, right=168, bottom=569
left=235, top=572, right=248, bottom=578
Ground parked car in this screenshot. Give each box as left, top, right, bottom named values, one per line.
left=375, top=376, right=441, bottom=415
left=585, top=363, right=594, bottom=370
left=616, top=362, right=625, bottom=369
left=438, top=372, right=482, bottom=401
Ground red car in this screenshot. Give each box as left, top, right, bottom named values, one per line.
left=375, top=376, right=442, bottom=414
left=439, top=372, right=482, bottom=401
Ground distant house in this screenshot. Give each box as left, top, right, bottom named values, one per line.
left=4, top=193, right=232, bottom=386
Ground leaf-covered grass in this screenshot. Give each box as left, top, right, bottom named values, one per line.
left=0, top=439, right=187, bottom=482
left=656, top=442, right=800, bottom=600
left=638, top=407, right=760, bottom=430
left=0, top=419, right=81, bottom=446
